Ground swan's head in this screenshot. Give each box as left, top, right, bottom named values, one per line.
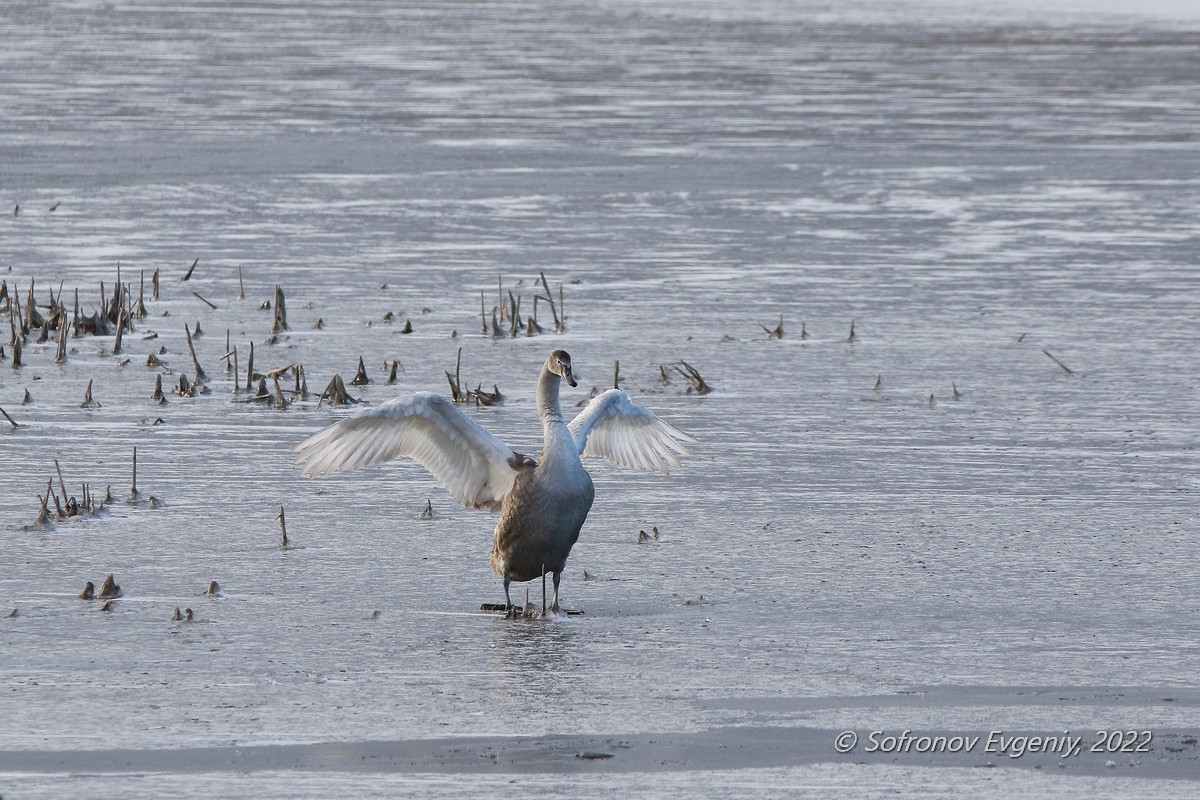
left=548, top=350, right=577, bottom=387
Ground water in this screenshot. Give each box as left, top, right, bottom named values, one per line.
left=2, top=1, right=1199, bottom=796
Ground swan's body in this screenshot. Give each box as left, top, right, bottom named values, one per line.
left=294, top=350, right=695, bottom=613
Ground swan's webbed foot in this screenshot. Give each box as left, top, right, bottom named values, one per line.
left=499, top=571, right=529, bottom=618
left=547, top=572, right=584, bottom=615
left=549, top=603, right=584, bottom=616
left=548, top=571, right=566, bottom=615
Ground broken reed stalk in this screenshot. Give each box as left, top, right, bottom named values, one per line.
left=184, top=324, right=208, bottom=384
left=54, top=459, right=68, bottom=506
left=265, top=364, right=294, bottom=382
left=674, top=360, right=712, bottom=395
left=135, top=271, right=147, bottom=318
left=55, top=313, right=68, bottom=363
left=526, top=295, right=542, bottom=336
left=480, top=290, right=487, bottom=334
left=224, top=330, right=232, bottom=373
left=295, top=364, right=308, bottom=398
left=11, top=294, right=23, bottom=343
left=763, top=314, right=784, bottom=339
left=350, top=355, right=370, bottom=386
left=231, top=346, right=239, bottom=394
left=16, top=291, right=31, bottom=338
left=270, top=375, right=289, bottom=409
left=317, top=373, right=356, bottom=407
left=238, top=266, right=246, bottom=300
left=112, top=289, right=125, bottom=355
left=613, top=360, right=620, bottom=389
left=445, top=347, right=464, bottom=402
left=25, top=280, right=39, bottom=329
left=152, top=268, right=160, bottom=300
left=36, top=485, right=50, bottom=525
left=130, top=446, right=139, bottom=500
left=48, top=478, right=64, bottom=519
left=112, top=266, right=120, bottom=321
left=193, top=291, right=217, bottom=310
left=0, top=405, right=17, bottom=428
left=277, top=506, right=289, bottom=548
left=472, top=383, right=503, bottom=406
left=272, top=285, right=288, bottom=333
left=181, top=257, right=199, bottom=282
left=245, top=341, right=255, bottom=391
left=538, top=271, right=561, bottom=332
left=508, top=291, right=520, bottom=337
left=122, top=281, right=134, bottom=334
left=1042, top=349, right=1074, bottom=375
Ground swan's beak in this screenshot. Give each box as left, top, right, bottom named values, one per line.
left=564, top=365, right=577, bottom=387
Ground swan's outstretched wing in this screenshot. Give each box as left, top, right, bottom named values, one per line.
left=568, top=389, right=697, bottom=474
left=294, top=392, right=518, bottom=511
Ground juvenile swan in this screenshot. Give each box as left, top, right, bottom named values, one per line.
left=294, top=350, right=695, bottom=613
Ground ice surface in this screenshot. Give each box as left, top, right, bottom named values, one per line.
left=1, top=1, right=1198, bottom=797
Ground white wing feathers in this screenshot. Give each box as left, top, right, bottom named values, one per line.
left=568, top=389, right=697, bottom=474
left=293, top=392, right=517, bottom=511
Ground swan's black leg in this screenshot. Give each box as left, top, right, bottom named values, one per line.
left=503, top=571, right=518, bottom=618
left=550, top=570, right=562, bottom=613
left=549, top=571, right=584, bottom=615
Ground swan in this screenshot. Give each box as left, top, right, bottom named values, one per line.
left=293, top=350, right=696, bottom=614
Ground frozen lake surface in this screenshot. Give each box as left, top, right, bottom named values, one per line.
left=2, top=0, right=1199, bottom=796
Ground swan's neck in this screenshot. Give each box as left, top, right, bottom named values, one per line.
left=537, top=364, right=576, bottom=461
left=537, top=363, right=564, bottom=425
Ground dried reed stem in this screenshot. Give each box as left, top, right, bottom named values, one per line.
left=181, top=257, right=199, bottom=281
